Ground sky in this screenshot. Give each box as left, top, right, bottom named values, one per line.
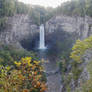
left=18, top=0, right=70, bottom=8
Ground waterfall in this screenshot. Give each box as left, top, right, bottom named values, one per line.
left=39, top=24, right=46, bottom=49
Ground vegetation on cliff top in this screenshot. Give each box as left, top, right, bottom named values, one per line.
left=0, top=0, right=54, bottom=27
left=1, top=0, right=92, bottom=29
left=55, top=0, right=92, bottom=17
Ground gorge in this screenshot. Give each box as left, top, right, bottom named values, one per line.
left=1, top=14, right=92, bottom=92
left=1, top=0, right=92, bottom=92
left=1, top=15, right=92, bottom=48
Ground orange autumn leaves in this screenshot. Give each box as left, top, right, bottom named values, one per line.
left=0, top=57, right=47, bottom=92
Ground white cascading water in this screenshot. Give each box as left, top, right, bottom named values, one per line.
left=39, top=24, right=46, bottom=49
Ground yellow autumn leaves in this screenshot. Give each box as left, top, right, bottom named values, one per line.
left=14, top=57, right=41, bottom=67
left=70, top=36, right=92, bottom=63
left=0, top=57, right=47, bottom=92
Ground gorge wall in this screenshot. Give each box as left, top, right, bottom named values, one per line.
left=0, top=14, right=39, bottom=49
left=45, top=15, right=92, bottom=40
left=0, top=14, right=92, bottom=49
left=0, top=14, right=92, bottom=92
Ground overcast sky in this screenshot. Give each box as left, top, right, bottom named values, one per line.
left=18, top=0, right=70, bottom=8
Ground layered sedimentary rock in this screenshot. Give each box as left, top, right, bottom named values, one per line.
left=0, top=14, right=38, bottom=48
left=45, top=15, right=92, bottom=40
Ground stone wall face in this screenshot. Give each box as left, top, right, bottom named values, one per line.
left=1, top=15, right=92, bottom=47
left=45, top=15, right=92, bottom=40
left=0, top=15, right=39, bottom=46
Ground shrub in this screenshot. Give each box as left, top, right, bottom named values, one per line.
left=0, top=57, right=47, bottom=92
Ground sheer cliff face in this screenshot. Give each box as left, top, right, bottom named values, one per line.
left=0, top=15, right=92, bottom=48
left=0, top=15, right=38, bottom=47
left=45, top=15, right=92, bottom=40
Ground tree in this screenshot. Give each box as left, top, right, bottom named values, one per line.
left=1, top=0, right=16, bottom=16
left=70, top=36, right=92, bottom=63
left=0, top=57, right=47, bottom=92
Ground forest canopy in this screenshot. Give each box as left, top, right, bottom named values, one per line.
left=55, top=0, right=92, bottom=17
left=1, top=0, right=92, bottom=27
left=0, top=0, right=54, bottom=26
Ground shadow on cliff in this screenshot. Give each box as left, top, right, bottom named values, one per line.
left=20, top=28, right=75, bottom=62
left=20, top=33, right=39, bottom=51
left=45, top=28, right=75, bottom=61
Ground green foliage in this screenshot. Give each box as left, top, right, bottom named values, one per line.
left=55, top=0, right=92, bottom=17
left=72, top=66, right=83, bottom=80
left=0, top=0, right=16, bottom=17
left=29, top=6, right=54, bottom=25
left=1, top=0, right=92, bottom=29
left=70, top=36, right=92, bottom=63
left=74, top=60, right=92, bottom=92
left=16, top=1, right=29, bottom=14
left=0, top=57, right=47, bottom=92
left=59, top=58, right=67, bottom=73
left=61, top=73, right=72, bottom=92
left=66, top=85, right=71, bottom=92
left=61, top=36, right=92, bottom=91
left=0, top=0, right=54, bottom=28
left=0, top=0, right=16, bottom=31
left=70, top=36, right=92, bottom=92
left=0, top=44, right=37, bottom=66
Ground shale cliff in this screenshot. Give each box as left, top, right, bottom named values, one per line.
left=45, top=15, right=92, bottom=40
left=0, top=15, right=92, bottom=48
left=0, top=14, right=38, bottom=48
